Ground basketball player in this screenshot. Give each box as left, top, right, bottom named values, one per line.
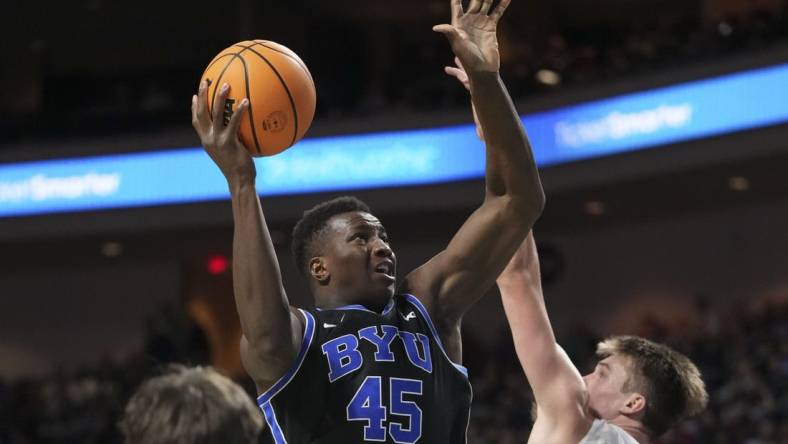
left=190, top=0, right=544, bottom=442
left=495, top=233, right=709, bottom=443
left=120, top=365, right=263, bottom=444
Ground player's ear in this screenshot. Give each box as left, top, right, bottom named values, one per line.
left=309, top=257, right=330, bottom=284
left=622, top=392, right=646, bottom=416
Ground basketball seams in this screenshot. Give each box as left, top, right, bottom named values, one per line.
left=251, top=40, right=315, bottom=89
left=237, top=56, right=263, bottom=155
left=251, top=40, right=307, bottom=72
left=204, top=53, right=237, bottom=119
left=234, top=43, right=300, bottom=147
left=204, top=53, right=236, bottom=75
left=206, top=42, right=255, bottom=125
left=208, top=52, right=240, bottom=124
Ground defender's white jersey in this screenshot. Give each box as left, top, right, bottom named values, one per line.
left=579, top=419, right=639, bottom=444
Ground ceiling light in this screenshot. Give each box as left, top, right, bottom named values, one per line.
left=535, top=69, right=561, bottom=86
left=718, top=22, right=733, bottom=36
left=584, top=201, right=606, bottom=216
left=728, top=176, right=750, bottom=191
left=101, top=241, right=123, bottom=257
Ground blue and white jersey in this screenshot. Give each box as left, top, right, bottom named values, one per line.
left=257, top=294, right=472, bottom=444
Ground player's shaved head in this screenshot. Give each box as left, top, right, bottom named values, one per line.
left=291, top=196, right=372, bottom=276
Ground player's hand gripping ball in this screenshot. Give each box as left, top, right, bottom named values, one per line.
left=200, top=40, right=316, bottom=156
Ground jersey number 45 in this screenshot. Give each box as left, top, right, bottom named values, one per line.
left=347, top=376, right=422, bottom=443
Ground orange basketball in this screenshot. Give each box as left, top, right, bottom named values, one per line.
left=200, top=40, right=316, bottom=157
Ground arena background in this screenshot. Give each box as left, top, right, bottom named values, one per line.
left=1, top=0, right=787, bottom=442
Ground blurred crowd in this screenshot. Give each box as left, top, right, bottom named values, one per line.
left=0, top=305, right=210, bottom=444
left=1, top=296, right=785, bottom=443
left=4, top=4, right=787, bottom=142
left=320, top=4, right=788, bottom=116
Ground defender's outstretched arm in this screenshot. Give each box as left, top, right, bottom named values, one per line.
left=497, top=233, right=588, bottom=427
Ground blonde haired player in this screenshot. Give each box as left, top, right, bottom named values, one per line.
left=495, top=234, right=708, bottom=443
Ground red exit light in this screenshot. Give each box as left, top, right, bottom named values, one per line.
left=207, top=255, right=229, bottom=275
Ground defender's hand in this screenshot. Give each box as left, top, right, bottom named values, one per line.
left=444, top=56, right=471, bottom=91
left=433, top=0, right=511, bottom=75
left=444, top=57, right=484, bottom=140
left=191, top=81, right=255, bottom=185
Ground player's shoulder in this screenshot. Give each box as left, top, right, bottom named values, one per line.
left=290, top=305, right=307, bottom=324
left=393, top=292, right=421, bottom=306
left=394, top=293, right=435, bottom=322
left=397, top=269, right=441, bottom=312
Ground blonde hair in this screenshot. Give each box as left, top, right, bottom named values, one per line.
left=596, top=336, right=708, bottom=437
left=120, top=365, right=263, bottom=444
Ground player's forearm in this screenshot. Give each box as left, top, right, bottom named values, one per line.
left=498, top=254, right=586, bottom=411
left=469, top=73, right=544, bottom=216
left=497, top=235, right=561, bottom=393
left=230, top=181, right=293, bottom=353
left=499, top=277, right=584, bottom=405
left=498, top=275, right=557, bottom=364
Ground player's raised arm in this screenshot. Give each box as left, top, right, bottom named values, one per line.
left=497, top=233, right=590, bottom=435
left=192, top=81, right=302, bottom=392
left=402, top=0, right=544, bottom=329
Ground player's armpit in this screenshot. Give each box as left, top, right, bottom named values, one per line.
left=528, top=346, right=593, bottom=443
left=530, top=402, right=593, bottom=444
left=241, top=308, right=305, bottom=393
left=535, top=345, right=589, bottom=411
